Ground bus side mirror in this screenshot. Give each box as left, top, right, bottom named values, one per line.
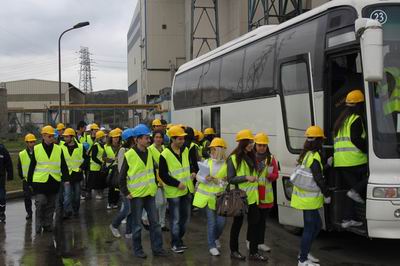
left=355, top=18, right=384, bottom=82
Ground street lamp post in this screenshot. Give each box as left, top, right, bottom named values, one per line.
left=58, top=21, right=90, bottom=123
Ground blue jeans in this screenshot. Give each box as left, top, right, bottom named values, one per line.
left=206, top=206, right=226, bottom=249
left=63, top=182, right=81, bottom=215
left=167, top=193, right=191, bottom=248
left=130, top=196, right=163, bottom=255
left=0, top=186, right=5, bottom=217
left=112, top=194, right=132, bottom=234
left=299, top=209, right=322, bottom=262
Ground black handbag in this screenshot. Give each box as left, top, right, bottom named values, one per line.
left=216, top=183, right=248, bottom=217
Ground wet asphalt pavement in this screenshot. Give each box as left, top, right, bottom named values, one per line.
left=0, top=198, right=399, bottom=266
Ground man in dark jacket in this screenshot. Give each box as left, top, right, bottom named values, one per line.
left=0, top=143, right=14, bottom=223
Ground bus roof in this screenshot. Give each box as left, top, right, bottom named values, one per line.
left=176, top=0, right=396, bottom=75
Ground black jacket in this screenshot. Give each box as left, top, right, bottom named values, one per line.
left=0, top=144, right=13, bottom=187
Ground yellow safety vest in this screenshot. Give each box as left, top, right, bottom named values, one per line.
left=104, top=144, right=118, bottom=167
left=32, top=143, right=62, bottom=183
left=380, top=67, right=400, bottom=115
left=61, top=143, right=84, bottom=175
left=161, top=147, right=194, bottom=198
left=258, top=156, right=275, bottom=204
left=334, top=114, right=368, bottom=167
left=193, top=159, right=227, bottom=210
left=18, top=149, right=31, bottom=181
left=90, top=142, right=104, bottom=171
left=148, top=144, right=164, bottom=167
left=82, top=134, right=94, bottom=149
left=230, top=154, right=259, bottom=205
left=124, top=148, right=157, bottom=198
left=189, top=142, right=202, bottom=160
left=291, top=151, right=324, bottom=210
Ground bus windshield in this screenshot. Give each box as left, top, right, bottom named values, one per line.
left=365, top=5, right=400, bottom=158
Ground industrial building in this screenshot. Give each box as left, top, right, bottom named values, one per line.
left=2, top=79, right=85, bottom=133
left=127, top=0, right=330, bottom=121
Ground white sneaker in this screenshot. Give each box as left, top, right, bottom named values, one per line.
left=246, top=240, right=250, bottom=250
left=298, top=254, right=320, bottom=263
left=95, top=195, right=103, bottom=200
left=346, top=190, right=365, bottom=204
left=298, top=260, right=320, bottom=266
left=258, top=244, right=271, bottom=252
left=341, top=220, right=363, bottom=228
left=121, top=219, right=127, bottom=224
left=215, top=239, right=221, bottom=249
left=109, top=224, right=121, bottom=238
left=209, top=248, right=220, bottom=256
left=125, top=233, right=132, bottom=239
left=107, top=204, right=112, bottom=210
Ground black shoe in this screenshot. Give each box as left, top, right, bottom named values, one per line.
left=231, top=251, right=246, bottom=260
left=249, top=253, right=268, bottom=262
left=153, top=249, right=169, bottom=257
left=179, top=242, right=188, bottom=250
left=161, top=226, right=170, bottom=232
left=26, top=213, right=32, bottom=220
left=171, top=246, right=185, bottom=254
left=134, top=251, right=147, bottom=259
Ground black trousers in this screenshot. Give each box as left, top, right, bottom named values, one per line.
left=336, top=164, right=368, bottom=220
left=248, top=208, right=270, bottom=245
left=108, top=186, right=120, bottom=205
left=230, top=204, right=261, bottom=254
left=22, top=180, right=33, bottom=215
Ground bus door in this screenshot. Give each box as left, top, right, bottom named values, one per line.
left=324, top=50, right=367, bottom=235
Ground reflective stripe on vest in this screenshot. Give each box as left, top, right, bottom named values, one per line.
left=90, top=143, right=104, bottom=171
left=161, top=147, right=194, bottom=198
left=334, top=114, right=367, bottom=167
left=125, top=148, right=157, bottom=198
left=257, top=156, right=274, bottom=204
left=19, top=149, right=31, bottom=180
left=230, top=154, right=259, bottom=205
left=193, top=159, right=227, bottom=210
left=290, top=151, right=324, bottom=210
left=33, top=143, right=62, bottom=183
left=61, top=143, right=84, bottom=175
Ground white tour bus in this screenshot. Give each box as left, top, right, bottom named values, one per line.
left=171, top=0, right=400, bottom=239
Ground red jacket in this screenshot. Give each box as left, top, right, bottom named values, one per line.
left=258, top=156, right=279, bottom=209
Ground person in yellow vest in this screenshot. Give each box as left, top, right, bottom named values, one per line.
left=104, top=129, right=121, bottom=209
left=118, top=124, right=169, bottom=258
left=333, top=90, right=368, bottom=229
left=56, top=123, right=65, bottom=145
left=27, top=125, right=69, bottom=234
left=60, top=128, right=89, bottom=218
left=148, top=130, right=169, bottom=231
left=202, top=127, right=216, bottom=159
left=75, top=121, right=87, bottom=144
left=227, top=129, right=265, bottom=261
left=193, top=137, right=228, bottom=256
left=194, top=129, right=204, bottom=160
left=81, top=123, right=99, bottom=151
left=382, top=67, right=400, bottom=116
left=245, top=132, right=279, bottom=253
left=158, top=125, right=196, bottom=254
left=291, top=126, right=330, bottom=266
left=88, top=130, right=107, bottom=200
left=17, top=133, right=36, bottom=220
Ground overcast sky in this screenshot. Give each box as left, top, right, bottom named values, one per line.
left=0, top=0, right=137, bottom=91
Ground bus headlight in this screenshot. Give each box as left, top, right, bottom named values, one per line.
left=373, top=187, right=400, bottom=198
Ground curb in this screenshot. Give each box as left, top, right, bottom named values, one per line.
left=6, top=190, right=24, bottom=200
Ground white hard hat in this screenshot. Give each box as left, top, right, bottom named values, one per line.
left=85, top=124, right=91, bottom=131
left=100, top=126, right=106, bottom=131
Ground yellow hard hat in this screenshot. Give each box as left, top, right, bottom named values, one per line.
left=168, top=125, right=187, bottom=137
left=204, top=128, right=216, bottom=136
left=236, top=129, right=254, bottom=142
left=62, top=128, right=76, bottom=136
left=305, top=125, right=325, bottom=138
left=24, top=133, right=37, bottom=142
left=346, top=90, right=365, bottom=104
left=254, top=133, right=269, bottom=145
left=90, top=123, right=100, bottom=130
left=198, top=131, right=204, bottom=141
left=41, top=125, right=55, bottom=135
left=95, top=130, right=106, bottom=139
left=56, top=123, right=65, bottom=131
left=152, top=119, right=162, bottom=126
left=209, top=137, right=227, bottom=148
left=115, top=128, right=123, bottom=134
left=109, top=129, right=121, bottom=138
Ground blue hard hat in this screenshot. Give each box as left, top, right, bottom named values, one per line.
left=54, top=129, right=59, bottom=139
left=132, top=124, right=151, bottom=138
left=122, top=128, right=135, bottom=141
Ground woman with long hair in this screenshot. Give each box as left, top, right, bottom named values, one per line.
left=227, top=129, right=267, bottom=261
left=193, top=137, right=228, bottom=256
left=292, top=126, right=330, bottom=266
